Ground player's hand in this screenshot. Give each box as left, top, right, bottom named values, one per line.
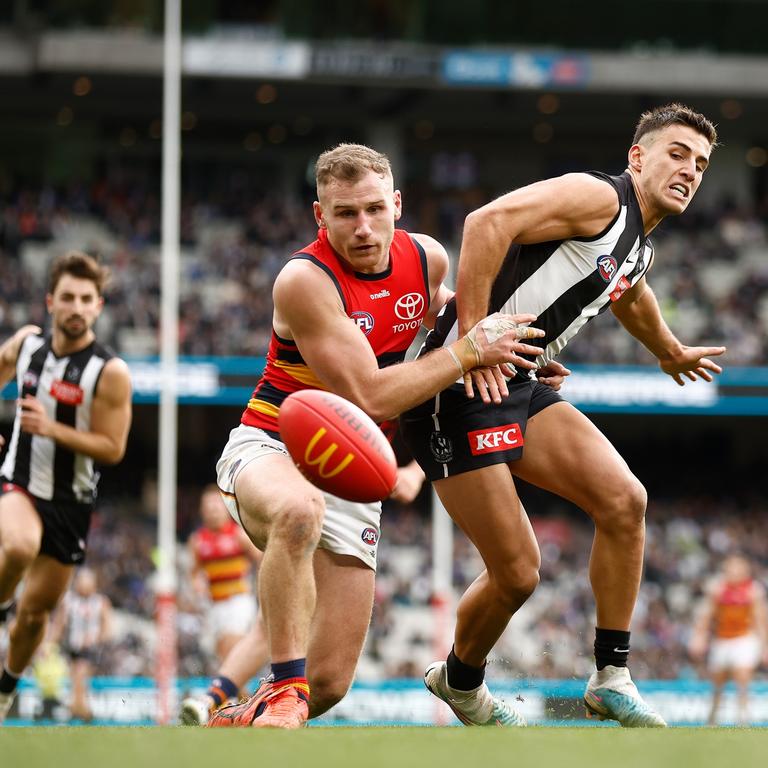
left=688, top=635, right=708, bottom=662
left=18, top=395, right=54, bottom=437
left=463, top=312, right=545, bottom=371
left=536, top=361, right=571, bottom=391
left=659, top=345, right=726, bottom=386
left=463, top=365, right=511, bottom=404
left=389, top=460, right=426, bottom=504
left=0, top=433, right=4, bottom=450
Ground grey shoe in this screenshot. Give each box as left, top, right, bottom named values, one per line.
left=584, top=665, right=666, bottom=727
left=424, top=661, right=526, bottom=727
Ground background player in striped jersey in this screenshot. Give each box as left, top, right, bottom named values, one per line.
left=180, top=484, right=267, bottom=723
left=402, top=103, right=725, bottom=728
left=206, top=143, right=545, bottom=729
left=689, top=554, right=768, bottom=725
left=0, top=251, right=132, bottom=723
left=50, top=566, right=112, bottom=722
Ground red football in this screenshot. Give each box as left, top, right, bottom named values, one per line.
left=278, top=390, right=397, bottom=503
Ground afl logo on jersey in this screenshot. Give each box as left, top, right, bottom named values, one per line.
left=351, top=311, right=375, bottom=336
left=361, top=527, right=379, bottom=546
left=597, top=255, right=617, bottom=283
left=395, top=292, right=425, bottom=320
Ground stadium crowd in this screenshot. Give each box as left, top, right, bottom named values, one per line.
left=1, top=175, right=768, bottom=364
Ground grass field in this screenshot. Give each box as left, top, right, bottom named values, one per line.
left=2, top=726, right=768, bottom=768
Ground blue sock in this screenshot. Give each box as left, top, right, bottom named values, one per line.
left=271, top=658, right=306, bottom=684
left=207, top=675, right=239, bottom=707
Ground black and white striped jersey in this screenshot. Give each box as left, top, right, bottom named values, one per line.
left=63, top=591, right=106, bottom=652
left=0, top=334, right=114, bottom=504
left=424, top=171, right=654, bottom=370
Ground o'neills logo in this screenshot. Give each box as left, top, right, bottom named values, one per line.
left=467, top=423, right=523, bottom=456
left=304, top=428, right=355, bottom=478
left=50, top=380, right=84, bottom=406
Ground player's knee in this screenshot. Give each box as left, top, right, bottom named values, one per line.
left=271, top=491, right=325, bottom=550
left=598, top=476, right=647, bottom=533
left=308, top=672, right=350, bottom=717
left=0, top=537, right=38, bottom=572
left=493, top=560, right=540, bottom=607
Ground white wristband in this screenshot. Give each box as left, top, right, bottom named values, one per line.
left=446, top=346, right=465, bottom=375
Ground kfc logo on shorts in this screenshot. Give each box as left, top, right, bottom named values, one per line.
left=596, top=255, right=618, bottom=283
left=361, top=527, right=379, bottom=546
left=50, top=380, right=84, bottom=406
left=468, top=423, right=524, bottom=456
left=351, top=311, right=375, bottom=336
left=610, top=275, right=631, bottom=302
left=394, top=293, right=425, bottom=321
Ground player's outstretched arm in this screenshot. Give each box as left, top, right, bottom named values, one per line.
left=0, top=325, right=41, bottom=387
left=273, top=262, right=544, bottom=423
left=455, top=174, right=618, bottom=335
left=19, top=356, right=133, bottom=463
left=611, top=277, right=725, bottom=385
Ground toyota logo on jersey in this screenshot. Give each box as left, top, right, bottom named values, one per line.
left=394, top=292, right=425, bottom=320
left=597, top=255, right=618, bottom=283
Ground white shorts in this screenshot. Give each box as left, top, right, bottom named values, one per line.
left=208, top=592, right=256, bottom=639
left=709, top=634, right=762, bottom=672
left=216, top=424, right=381, bottom=571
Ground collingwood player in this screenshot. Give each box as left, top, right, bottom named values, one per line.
left=0, top=251, right=132, bottom=723
left=402, top=103, right=724, bottom=728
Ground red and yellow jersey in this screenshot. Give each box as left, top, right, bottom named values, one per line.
left=243, top=228, right=430, bottom=435
left=713, top=578, right=756, bottom=639
left=193, top=521, right=251, bottom=602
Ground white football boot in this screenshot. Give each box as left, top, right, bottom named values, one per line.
left=584, top=665, right=666, bottom=727
left=179, top=695, right=214, bottom=726
left=0, top=691, right=16, bottom=724
left=424, top=661, right=526, bottom=726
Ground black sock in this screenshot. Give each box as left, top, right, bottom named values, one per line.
left=594, top=628, right=631, bottom=671
left=0, top=667, right=20, bottom=695
left=0, top=600, right=13, bottom=624
left=446, top=647, right=485, bottom=691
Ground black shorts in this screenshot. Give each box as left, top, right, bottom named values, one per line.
left=0, top=482, right=92, bottom=565
left=400, top=379, right=563, bottom=482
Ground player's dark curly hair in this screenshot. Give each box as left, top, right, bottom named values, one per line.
left=48, top=250, right=110, bottom=295
left=632, top=103, right=718, bottom=147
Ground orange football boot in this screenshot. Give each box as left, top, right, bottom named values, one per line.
left=207, top=676, right=309, bottom=729
left=207, top=677, right=274, bottom=727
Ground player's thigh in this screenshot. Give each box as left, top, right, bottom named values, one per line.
left=0, top=490, right=43, bottom=555
left=513, top=401, right=641, bottom=513
left=233, top=453, right=323, bottom=549
left=16, top=554, right=73, bottom=614
left=308, top=549, right=374, bottom=688
left=433, top=463, right=539, bottom=573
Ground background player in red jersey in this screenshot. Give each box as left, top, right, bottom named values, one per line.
left=207, top=143, right=545, bottom=729
left=180, top=485, right=267, bottom=723
left=689, top=554, right=768, bottom=725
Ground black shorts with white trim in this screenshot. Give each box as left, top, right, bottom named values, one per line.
left=400, top=379, right=563, bottom=482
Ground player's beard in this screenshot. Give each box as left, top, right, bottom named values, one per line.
left=59, top=317, right=89, bottom=340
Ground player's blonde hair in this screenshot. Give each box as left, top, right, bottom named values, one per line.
left=315, top=143, right=392, bottom=192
